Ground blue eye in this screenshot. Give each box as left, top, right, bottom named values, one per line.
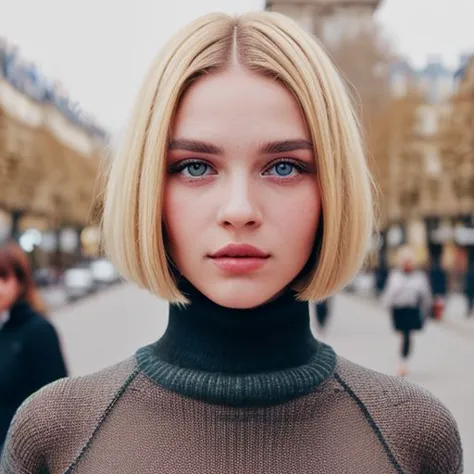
left=274, top=162, right=294, bottom=176
left=170, top=160, right=213, bottom=178
left=185, top=162, right=209, bottom=177
left=265, top=160, right=303, bottom=178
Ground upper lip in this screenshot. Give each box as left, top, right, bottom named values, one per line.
left=209, top=243, right=270, bottom=258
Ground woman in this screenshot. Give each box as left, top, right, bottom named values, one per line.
left=0, top=244, right=68, bottom=450
left=1, top=12, right=462, bottom=473
left=382, top=246, right=433, bottom=378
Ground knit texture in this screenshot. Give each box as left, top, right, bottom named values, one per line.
left=0, top=356, right=463, bottom=474
left=0, top=285, right=463, bottom=473
left=137, top=341, right=336, bottom=407
left=136, top=284, right=336, bottom=407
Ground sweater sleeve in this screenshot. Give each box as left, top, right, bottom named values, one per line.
left=24, top=317, right=68, bottom=392
left=0, top=382, right=59, bottom=474
left=336, top=358, right=463, bottom=473
left=0, top=358, right=138, bottom=474
left=418, top=400, right=464, bottom=474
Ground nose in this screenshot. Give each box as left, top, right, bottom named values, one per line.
left=217, top=174, right=262, bottom=229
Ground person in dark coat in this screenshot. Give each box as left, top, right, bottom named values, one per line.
left=428, top=262, right=447, bottom=320
left=313, top=298, right=332, bottom=336
left=374, top=261, right=389, bottom=296
left=0, top=244, right=68, bottom=449
left=428, top=262, right=447, bottom=298
left=464, top=262, right=474, bottom=317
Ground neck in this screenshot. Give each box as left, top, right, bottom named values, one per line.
left=137, top=281, right=336, bottom=407
left=154, top=283, right=318, bottom=373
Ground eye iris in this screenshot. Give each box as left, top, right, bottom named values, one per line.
left=188, top=163, right=207, bottom=176
left=275, top=163, right=293, bottom=176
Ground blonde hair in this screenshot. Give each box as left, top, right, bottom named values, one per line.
left=103, top=11, right=374, bottom=304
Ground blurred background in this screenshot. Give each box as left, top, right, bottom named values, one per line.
left=0, top=0, right=473, bottom=469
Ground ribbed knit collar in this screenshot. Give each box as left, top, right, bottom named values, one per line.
left=136, top=281, right=336, bottom=407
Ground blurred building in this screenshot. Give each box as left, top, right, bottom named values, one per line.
left=266, top=0, right=381, bottom=45
left=389, top=57, right=456, bottom=212
left=0, top=39, right=107, bottom=268
left=385, top=55, right=474, bottom=268
left=265, top=2, right=474, bottom=270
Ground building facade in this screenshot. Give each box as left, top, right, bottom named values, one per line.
left=266, top=0, right=380, bottom=45
left=265, top=2, right=474, bottom=269
left=0, top=39, right=107, bottom=266
left=386, top=57, right=474, bottom=266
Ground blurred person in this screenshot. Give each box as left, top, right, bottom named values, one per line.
left=0, top=244, right=68, bottom=450
left=313, top=298, right=332, bottom=336
left=374, top=260, right=389, bottom=296
left=1, top=12, right=462, bottom=474
left=463, top=261, right=474, bottom=317
left=428, top=261, right=447, bottom=321
left=382, top=246, right=432, bottom=378
left=4, top=242, right=48, bottom=314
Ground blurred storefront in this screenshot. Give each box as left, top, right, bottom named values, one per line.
left=0, top=39, right=107, bottom=270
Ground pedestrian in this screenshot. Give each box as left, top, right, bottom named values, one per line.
left=381, top=246, right=433, bottom=378
left=0, top=244, right=68, bottom=450
left=374, top=260, right=389, bottom=297
left=428, top=261, right=448, bottom=321
left=1, top=12, right=462, bottom=474
left=313, top=298, right=332, bottom=336
left=463, top=261, right=474, bottom=318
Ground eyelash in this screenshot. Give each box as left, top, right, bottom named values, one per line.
left=168, top=158, right=309, bottom=179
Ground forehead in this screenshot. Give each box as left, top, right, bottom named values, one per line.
left=172, top=67, right=310, bottom=143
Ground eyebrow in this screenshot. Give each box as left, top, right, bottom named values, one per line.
left=260, top=139, right=313, bottom=154
left=168, top=139, right=224, bottom=155
left=168, top=139, right=313, bottom=155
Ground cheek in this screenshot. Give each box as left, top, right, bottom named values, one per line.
left=0, top=280, right=19, bottom=304
left=163, top=186, right=183, bottom=253
left=274, top=183, right=321, bottom=247
left=163, top=183, right=211, bottom=255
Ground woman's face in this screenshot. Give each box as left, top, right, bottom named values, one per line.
left=164, top=66, right=321, bottom=308
left=0, top=275, right=22, bottom=312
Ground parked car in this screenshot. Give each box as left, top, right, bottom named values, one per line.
left=90, top=258, right=120, bottom=287
left=64, top=262, right=95, bottom=301
left=33, top=268, right=56, bottom=288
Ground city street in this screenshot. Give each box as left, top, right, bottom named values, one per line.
left=51, top=284, right=474, bottom=471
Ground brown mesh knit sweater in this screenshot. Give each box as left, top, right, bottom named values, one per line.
left=0, top=285, right=463, bottom=474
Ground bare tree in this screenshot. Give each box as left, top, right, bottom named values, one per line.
left=326, top=25, right=423, bottom=224
left=440, top=61, right=474, bottom=213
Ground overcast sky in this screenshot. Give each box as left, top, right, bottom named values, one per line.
left=1, top=0, right=473, bottom=134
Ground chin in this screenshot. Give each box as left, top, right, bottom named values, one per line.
left=200, top=279, right=281, bottom=309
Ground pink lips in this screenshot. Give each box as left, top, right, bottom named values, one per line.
left=209, top=243, right=270, bottom=274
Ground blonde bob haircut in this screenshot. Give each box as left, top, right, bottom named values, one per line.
left=103, top=11, right=374, bottom=304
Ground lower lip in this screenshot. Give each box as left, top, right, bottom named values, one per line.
left=210, top=257, right=268, bottom=274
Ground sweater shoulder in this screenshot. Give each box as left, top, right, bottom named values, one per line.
left=334, top=356, right=463, bottom=473
left=0, top=356, right=138, bottom=474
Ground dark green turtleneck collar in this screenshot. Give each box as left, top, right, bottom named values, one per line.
left=136, top=281, right=336, bottom=407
